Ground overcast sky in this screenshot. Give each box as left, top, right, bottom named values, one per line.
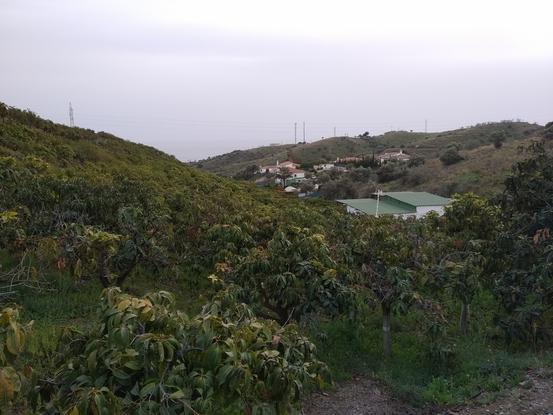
left=1, top=0, right=552, bottom=160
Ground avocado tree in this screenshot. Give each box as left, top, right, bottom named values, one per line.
left=442, top=193, right=500, bottom=335
left=37, top=288, right=328, bottom=414
left=493, top=143, right=553, bottom=345
left=439, top=251, right=483, bottom=335
left=361, top=264, right=413, bottom=357
left=212, top=226, right=356, bottom=324
left=353, top=218, right=421, bottom=358
left=63, top=207, right=168, bottom=287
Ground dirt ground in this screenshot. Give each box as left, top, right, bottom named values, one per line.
left=302, top=369, right=553, bottom=415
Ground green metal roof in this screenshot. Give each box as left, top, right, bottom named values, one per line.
left=381, top=192, right=451, bottom=207
left=337, top=198, right=415, bottom=215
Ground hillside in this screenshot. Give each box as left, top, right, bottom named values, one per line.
left=194, top=121, right=543, bottom=195
left=0, top=104, right=333, bottom=229
left=198, top=122, right=541, bottom=173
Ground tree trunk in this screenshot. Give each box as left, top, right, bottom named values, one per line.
left=459, top=302, right=469, bottom=335
left=99, top=250, right=110, bottom=287
left=115, top=256, right=138, bottom=286
left=382, top=304, right=392, bottom=358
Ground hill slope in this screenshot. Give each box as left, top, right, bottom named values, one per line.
left=194, top=121, right=544, bottom=196
left=197, top=122, right=541, bottom=175
left=0, top=104, right=332, bottom=225
left=0, top=103, right=342, bottom=288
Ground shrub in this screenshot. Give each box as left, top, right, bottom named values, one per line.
left=37, top=288, right=328, bottom=414
left=492, top=131, right=507, bottom=148
left=213, top=226, right=357, bottom=323
left=376, top=164, right=406, bottom=183
left=439, top=149, right=464, bottom=166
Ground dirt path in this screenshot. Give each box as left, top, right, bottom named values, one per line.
left=302, top=376, right=429, bottom=415
left=453, top=368, right=553, bottom=415
left=302, top=369, right=553, bottom=415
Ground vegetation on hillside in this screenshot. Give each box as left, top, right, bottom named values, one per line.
left=195, top=121, right=543, bottom=197
left=1, top=103, right=553, bottom=413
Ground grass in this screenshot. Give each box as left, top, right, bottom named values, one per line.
left=16, top=274, right=103, bottom=352
left=308, top=309, right=553, bottom=407
left=10, top=262, right=214, bottom=355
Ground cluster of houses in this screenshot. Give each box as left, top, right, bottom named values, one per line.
left=256, top=160, right=308, bottom=192
left=254, top=149, right=412, bottom=194
left=253, top=150, right=450, bottom=219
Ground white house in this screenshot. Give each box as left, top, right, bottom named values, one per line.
left=259, top=160, right=299, bottom=174
left=259, top=165, right=279, bottom=174
left=288, top=168, right=305, bottom=179
left=279, top=160, right=300, bottom=169
left=378, top=149, right=411, bottom=164
left=314, top=163, right=335, bottom=171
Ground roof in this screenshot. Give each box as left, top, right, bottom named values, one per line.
left=337, top=198, right=415, bottom=215
left=381, top=192, right=451, bottom=207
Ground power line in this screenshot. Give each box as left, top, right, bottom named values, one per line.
left=69, top=102, right=75, bottom=127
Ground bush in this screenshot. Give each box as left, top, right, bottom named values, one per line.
left=439, top=149, right=464, bottom=166
left=319, top=178, right=358, bottom=200
left=542, top=122, right=553, bottom=140
left=400, top=173, right=425, bottom=187
left=214, top=226, right=357, bottom=323
left=492, top=131, right=507, bottom=149
left=407, top=157, right=425, bottom=168
left=233, top=164, right=259, bottom=180
left=376, top=164, right=406, bottom=183
left=37, top=288, right=328, bottom=414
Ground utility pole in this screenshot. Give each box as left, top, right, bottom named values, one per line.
left=375, top=189, right=383, bottom=218
left=69, top=102, right=75, bottom=127
left=333, top=126, right=336, bottom=137
left=294, top=122, right=297, bottom=144
left=302, top=121, right=306, bottom=143
left=425, top=119, right=428, bottom=134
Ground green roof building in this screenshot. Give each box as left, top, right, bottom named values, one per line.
left=337, top=192, right=451, bottom=219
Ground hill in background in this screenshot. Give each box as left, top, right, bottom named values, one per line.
left=194, top=121, right=544, bottom=196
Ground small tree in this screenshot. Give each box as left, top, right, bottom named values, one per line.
left=440, top=252, right=483, bottom=335
left=361, top=264, right=413, bottom=357
left=277, top=167, right=292, bottom=187
left=443, top=194, right=500, bottom=335
left=440, top=148, right=464, bottom=166
left=354, top=218, right=421, bottom=358
left=233, top=164, right=259, bottom=180
left=64, top=207, right=167, bottom=287
left=541, top=121, right=553, bottom=140
left=492, top=131, right=507, bottom=149
left=212, top=226, right=356, bottom=323
left=0, top=103, right=7, bottom=123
